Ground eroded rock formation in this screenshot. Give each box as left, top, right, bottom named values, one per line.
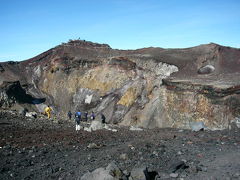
left=1, top=40, right=240, bottom=129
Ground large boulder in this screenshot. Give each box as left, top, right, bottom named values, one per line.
left=190, top=121, right=206, bottom=131
left=84, top=121, right=117, bottom=132
left=81, top=161, right=125, bottom=180
left=89, top=120, right=104, bottom=131
left=198, top=65, right=215, bottom=74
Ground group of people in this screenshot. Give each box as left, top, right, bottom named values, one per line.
left=67, top=110, right=106, bottom=131
left=67, top=111, right=96, bottom=121
left=43, top=105, right=106, bottom=132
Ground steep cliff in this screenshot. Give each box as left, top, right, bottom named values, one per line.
left=1, top=40, right=240, bottom=129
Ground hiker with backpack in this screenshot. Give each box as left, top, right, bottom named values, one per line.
left=101, top=113, right=106, bottom=124
left=90, top=111, right=95, bottom=121
left=44, top=105, right=53, bottom=119
left=67, top=110, right=72, bottom=120
left=84, top=111, right=88, bottom=122
left=75, top=111, right=82, bottom=131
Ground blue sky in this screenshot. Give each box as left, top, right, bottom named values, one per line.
left=0, top=0, right=240, bottom=62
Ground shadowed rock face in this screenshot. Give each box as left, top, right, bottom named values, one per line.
left=1, top=40, right=240, bottom=129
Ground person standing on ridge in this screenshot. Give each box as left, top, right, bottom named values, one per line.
left=44, top=105, right=52, bottom=119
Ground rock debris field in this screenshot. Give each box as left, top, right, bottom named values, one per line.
left=0, top=110, right=240, bottom=180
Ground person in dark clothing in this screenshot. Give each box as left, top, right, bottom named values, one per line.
left=75, top=111, right=81, bottom=131
left=67, top=111, right=72, bottom=120
left=84, top=111, right=88, bottom=122
left=90, top=111, right=95, bottom=121
left=101, top=113, right=106, bottom=124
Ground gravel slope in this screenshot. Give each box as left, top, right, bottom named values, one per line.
left=0, top=111, right=240, bottom=180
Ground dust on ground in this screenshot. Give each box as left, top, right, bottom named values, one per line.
left=0, top=110, right=240, bottom=180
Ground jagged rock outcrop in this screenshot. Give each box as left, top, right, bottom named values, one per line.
left=0, top=81, right=45, bottom=110
left=1, top=40, right=240, bottom=129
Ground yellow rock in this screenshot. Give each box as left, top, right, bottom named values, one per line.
left=117, top=87, right=138, bottom=107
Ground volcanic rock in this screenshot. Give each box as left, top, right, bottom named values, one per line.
left=81, top=161, right=124, bottom=180
left=1, top=40, right=240, bottom=130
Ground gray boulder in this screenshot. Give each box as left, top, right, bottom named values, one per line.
left=81, top=161, right=124, bottom=180
left=190, top=121, right=206, bottom=131
left=130, top=167, right=146, bottom=180
left=198, top=65, right=215, bottom=74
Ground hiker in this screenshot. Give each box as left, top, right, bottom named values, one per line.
left=90, top=111, right=95, bottom=121
left=44, top=105, right=52, bottom=119
left=75, top=111, right=81, bottom=131
left=101, top=113, right=106, bottom=124
left=67, top=111, right=72, bottom=120
left=84, top=111, right=88, bottom=122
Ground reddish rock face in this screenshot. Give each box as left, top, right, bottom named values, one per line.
left=0, top=40, right=240, bottom=129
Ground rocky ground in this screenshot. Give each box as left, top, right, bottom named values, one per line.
left=0, top=110, right=240, bottom=180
